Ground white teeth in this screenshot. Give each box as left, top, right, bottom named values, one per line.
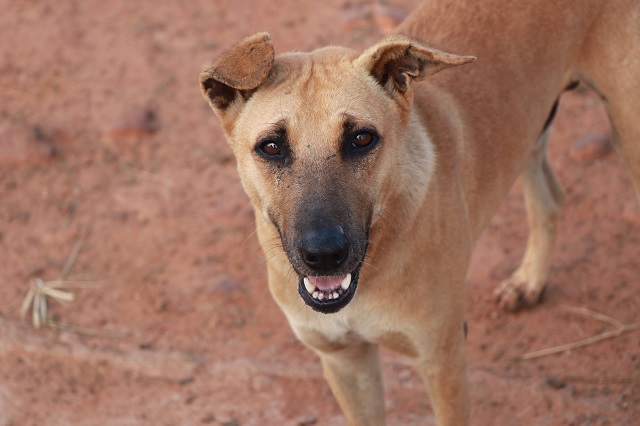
left=341, top=274, right=351, bottom=290
left=307, top=274, right=352, bottom=302
left=303, top=277, right=316, bottom=294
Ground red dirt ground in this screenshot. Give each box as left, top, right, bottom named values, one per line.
left=1, top=1, right=638, bottom=425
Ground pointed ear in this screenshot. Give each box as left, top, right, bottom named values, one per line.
left=199, top=32, right=275, bottom=114
left=356, top=35, right=475, bottom=96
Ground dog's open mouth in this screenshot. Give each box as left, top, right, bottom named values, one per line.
left=305, top=274, right=351, bottom=301
left=298, top=270, right=360, bottom=314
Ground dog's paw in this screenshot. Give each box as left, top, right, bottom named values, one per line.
left=493, top=273, right=545, bottom=312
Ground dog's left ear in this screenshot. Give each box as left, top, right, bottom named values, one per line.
left=356, top=35, right=475, bottom=96
left=200, top=32, right=275, bottom=117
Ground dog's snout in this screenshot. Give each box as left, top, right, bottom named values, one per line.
left=299, top=226, right=349, bottom=272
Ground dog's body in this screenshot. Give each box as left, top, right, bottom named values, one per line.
left=200, top=0, right=640, bottom=424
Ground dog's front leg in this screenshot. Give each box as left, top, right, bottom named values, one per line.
left=413, top=322, right=470, bottom=425
left=319, top=343, right=386, bottom=426
left=296, top=329, right=386, bottom=426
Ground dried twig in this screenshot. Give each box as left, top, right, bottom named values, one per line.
left=560, top=373, right=637, bottom=384
left=520, top=305, right=640, bottom=360
left=561, top=304, right=624, bottom=328
left=60, top=227, right=86, bottom=279
left=48, top=321, right=125, bottom=338
left=521, top=322, right=640, bottom=360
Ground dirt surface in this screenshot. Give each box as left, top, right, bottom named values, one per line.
left=1, top=1, right=639, bottom=425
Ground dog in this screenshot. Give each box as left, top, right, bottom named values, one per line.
left=199, top=0, right=640, bottom=424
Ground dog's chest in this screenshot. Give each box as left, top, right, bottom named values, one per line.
left=312, top=314, right=418, bottom=358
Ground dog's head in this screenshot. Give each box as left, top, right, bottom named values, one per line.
left=200, top=33, right=474, bottom=314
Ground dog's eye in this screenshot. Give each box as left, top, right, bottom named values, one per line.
left=348, top=131, right=380, bottom=154
left=259, top=141, right=281, bottom=156
left=352, top=132, right=374, bottom=148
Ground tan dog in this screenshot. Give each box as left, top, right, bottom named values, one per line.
left=199, top=0, right=640, bottom=424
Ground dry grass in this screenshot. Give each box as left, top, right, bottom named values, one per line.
left=19, top=227, right=106, bottom=335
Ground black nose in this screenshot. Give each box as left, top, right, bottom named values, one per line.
left=299, top=226, right=349, bottom=273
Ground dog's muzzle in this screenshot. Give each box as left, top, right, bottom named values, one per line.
left=291, top=225, right=366, bottom=314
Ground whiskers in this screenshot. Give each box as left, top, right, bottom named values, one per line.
left=259, top=236, right=298, bottom=283
left=260, top=236, right=286, bottom=263
left=357, top=240, right=379, bottom=288
left=240, top=221, right=259, bottom=249
left=374, top=208, right=394, bottom=233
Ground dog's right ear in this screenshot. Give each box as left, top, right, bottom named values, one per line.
left=356, top=35, right=475, bottom=98
left=199, top=32, right=275, bottom=116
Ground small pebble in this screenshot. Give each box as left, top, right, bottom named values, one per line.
left=107, top=107, right=158, bottom=138
left=200, top=414, right=215, bottom=424
left=298, top=416, right=317, bottom=426
left=545, top=377, right=566, bottom=390
left=102, top=106, right=158, bottom=165
left=178, top=376, right=194, bottom=386
left=0, top=122, right=57, bottom=166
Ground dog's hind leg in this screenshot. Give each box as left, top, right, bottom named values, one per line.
left=582, top=2, right=640, bottom=209
left=591, top=66, right=640, bottom=212
left=494, top=123, right=565, bottom=311
left=605, top=93, right=640, bottom=222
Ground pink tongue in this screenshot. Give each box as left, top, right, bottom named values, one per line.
left=307, top=275, right=346, bottom=291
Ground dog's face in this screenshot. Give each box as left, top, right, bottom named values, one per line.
left=201, top=33, right=473, bottom=314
